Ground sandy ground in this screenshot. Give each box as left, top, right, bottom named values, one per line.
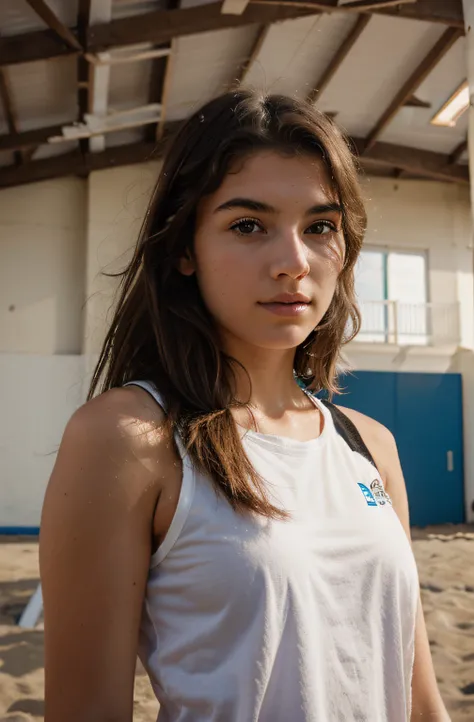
left=1, top=528, right=474, bottom=721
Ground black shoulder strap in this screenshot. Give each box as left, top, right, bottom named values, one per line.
left=320, top=399, right=378, bottom=471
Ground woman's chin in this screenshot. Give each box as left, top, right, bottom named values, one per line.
left=246, top=330, right=312, bottom=352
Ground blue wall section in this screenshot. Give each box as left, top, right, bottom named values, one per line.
left=0, top=527, right=40, bottom=535
left=335, top=371, right=465, bottom=527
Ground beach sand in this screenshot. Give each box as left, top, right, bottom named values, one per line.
left=1, top=527, right=473, bottom=721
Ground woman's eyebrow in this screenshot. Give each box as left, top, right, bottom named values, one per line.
left=306, top=203, right=343, bottom=216
left=214, top=198, right=343, bottom=216
left=214, top=198, right=276, bottom=214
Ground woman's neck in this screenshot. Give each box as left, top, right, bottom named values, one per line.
left=226, top=341, right=307, bottom=417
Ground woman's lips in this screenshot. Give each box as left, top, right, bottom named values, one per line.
left=258, top=302, right=310, bottom=317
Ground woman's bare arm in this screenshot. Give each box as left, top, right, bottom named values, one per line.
left=40, top=387, right=167, bottom=722
left=337, top=406, right=450, bottom=722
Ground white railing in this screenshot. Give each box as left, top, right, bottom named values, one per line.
left=355, top=301, right=460, bottom=346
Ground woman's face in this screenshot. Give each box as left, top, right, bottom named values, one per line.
left=181, top=150, right=345, bottom=354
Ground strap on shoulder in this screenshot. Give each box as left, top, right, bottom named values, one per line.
left=320, top=399, right=378, bottom=472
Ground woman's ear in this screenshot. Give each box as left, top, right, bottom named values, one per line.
left=177, top=252, right=195, bottom=276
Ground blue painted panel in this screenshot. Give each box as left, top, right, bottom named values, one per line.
left=395, top=373, right=464, bottom=527
left=0, top=527, right=40, bottom=535
left=334, top=371, right=464, bottom=527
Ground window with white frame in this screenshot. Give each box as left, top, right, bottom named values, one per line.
left=354, top=248, right=428, bottom=344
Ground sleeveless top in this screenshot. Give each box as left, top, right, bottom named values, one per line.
left=125, top=380, right=419, bottom=722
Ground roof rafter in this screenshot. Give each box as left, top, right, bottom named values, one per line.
left=77, top=0, right=92, bottom=153
left=0, top=0, right=463, bottom=67
left=87, top=0, right=113, bottom=153
left=449, top=138, right=468, bottom=165
left=25, top=0, right=82, bottom=51
left=0, top=3, right=315, bottom=66
left=0, top=67, right=23, bottom=165
left=336, top=0, right=414, bottom=10
left=251, top=0, right=464, bottom=28
left=0, top=124, right=64, bottom=152
left=86, top=2, right=318, bottom=50
left=352, top=137, right=469, bottom=183
left=363, top=26, right=463, bottom=151
left=308, top=14, right=370, bottom=103
left=375, top=0, right=464, bottom=27
left=237, top=24, right=270, bottom=84
left=0, top=131, right=467, bottom=189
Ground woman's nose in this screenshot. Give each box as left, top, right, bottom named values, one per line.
left=269, top=231, right=310, bottom=281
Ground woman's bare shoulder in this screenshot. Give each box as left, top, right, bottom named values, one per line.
left=46, top=385, right=175, bottom=516
left=69, top=385, right=168, bottom=450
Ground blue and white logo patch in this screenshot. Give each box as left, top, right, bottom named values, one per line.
left=358, top=482, right=378, bottom=507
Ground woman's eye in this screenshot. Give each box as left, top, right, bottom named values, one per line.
left=306, top=221, right=336, bottom=235
left=230, top=218, right=263, bottom=236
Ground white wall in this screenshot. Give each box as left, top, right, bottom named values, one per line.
left=0, top=354, right=85, bottom=528
left=0, top=177, right=87, bottom=528
left=0, top=178, right=86, bottom=355
left=0, top=163, right=161, bottom=530
left=0, top=165, right=473, bottom=529
left=84, top=162, right=161, bottom=357
left=358, top=177, right=473, bottom=350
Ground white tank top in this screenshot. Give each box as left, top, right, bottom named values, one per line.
left=126, top=380, right=419, bottom=722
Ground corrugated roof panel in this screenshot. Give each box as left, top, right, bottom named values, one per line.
left=0, top=0, right=77, bottom=36
left=112, top=0, right=164, bottom=19
left=105, top=128, right=146, bottom=147
left=165, top=26, right=260, bottom=122
left=315, top=16, right=445, bottom=138
left=379, top=37, right=467, bottom=154
left=243, top=12, right=356, bottom=99
left=7, top=57, right=78, bottom=132
left=377, top=109, right=468, bottom=155
left=108, top=56, right=154, bottom=111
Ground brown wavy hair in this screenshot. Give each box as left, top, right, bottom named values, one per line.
left=88, top=89, right=367, bottom=520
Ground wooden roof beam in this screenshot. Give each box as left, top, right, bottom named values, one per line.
left=0, top=3, right=315, bottom=66
left=237, top=24, right=270, bottom=84
left=449, top=138, right=468, bottom=165
left=0, top=131, right=468, bottom=189
left=375, top=0, right=464, bottom=28
left=337, top=0, right=415, bottom=10
left=0, top=124, right=64, bottom=152
left=363, top=26, right=463, bottom=151
left=308, top=14, right=371, bottom=104
left=0, top=69, right=18, bottom=136
left=25, top=0, right=82, bottom=51
left=0, top=67, right=23, bottom=165
left=87, top=3, right=317, bottom=51
left=0, top=1, right=463, bottom=67
left=77, top=0, right=92, bottom=154
left=352, top=137, right=469, bottom=183
left=252, top=0, right=464, bottom=28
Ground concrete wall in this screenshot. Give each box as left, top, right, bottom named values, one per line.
left=0, top=164, right=161, bottom=529
left=84, top=162, right=160, bottom=357
left=0, top=178, right=86, bottom=355
left=0, top=165, right=472, bottom=529
left=0, top=354, right=84, bottom=529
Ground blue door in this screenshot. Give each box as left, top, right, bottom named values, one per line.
left=336, top=371, right=464, bottom=527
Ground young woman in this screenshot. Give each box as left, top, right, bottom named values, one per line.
left=40, top=90, right=449, bottom=721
